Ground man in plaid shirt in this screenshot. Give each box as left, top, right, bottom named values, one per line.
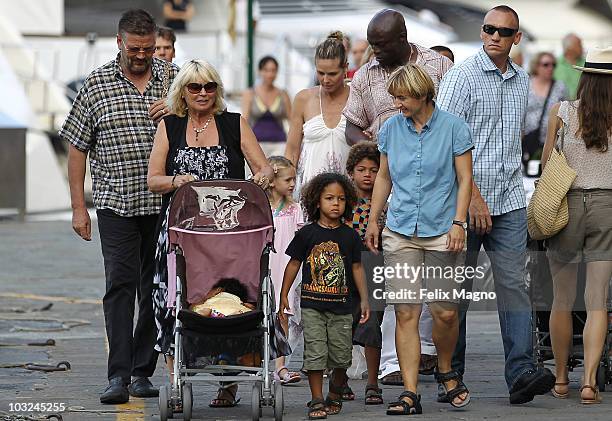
left=437, top=5, right=555, bottom=404
left=59, top=9, right=178, bottom=404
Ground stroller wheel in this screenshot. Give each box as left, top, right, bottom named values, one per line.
left=274, top=380, right=284, bottom=421
left=251, top=382, right=261, bottom=421
left=183, top=382, right=193, bottom=420
left=159, top=385, right=171, bottom=421
left=596, top=365, right=607, bottom=392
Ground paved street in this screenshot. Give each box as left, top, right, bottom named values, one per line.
left=1, top=217, right=611, bottom=420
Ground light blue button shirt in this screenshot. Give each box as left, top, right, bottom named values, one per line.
left=378, top=105, right=473, bottom=238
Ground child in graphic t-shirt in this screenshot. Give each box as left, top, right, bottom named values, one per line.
left=279, top=172, right=370, bottom=420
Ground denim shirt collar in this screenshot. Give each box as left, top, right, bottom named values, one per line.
left=404, top=103, right=439, bottom=133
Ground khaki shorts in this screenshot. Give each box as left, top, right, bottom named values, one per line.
left=301, top=308, right=352, bottom=371
left=547, top=189, right=612, bottom=263
left=382, top=227, right=465, bottom=304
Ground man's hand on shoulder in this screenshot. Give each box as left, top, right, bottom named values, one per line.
left=149, top=98, right=169, bottom=124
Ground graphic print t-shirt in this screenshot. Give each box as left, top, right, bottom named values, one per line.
left=285, top=223, right=362, bottom=314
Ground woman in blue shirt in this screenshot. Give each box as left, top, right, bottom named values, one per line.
left=365, top=63, right=473, bottom=415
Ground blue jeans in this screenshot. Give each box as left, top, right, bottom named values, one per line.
left=452, top=208, right=534, bottom=389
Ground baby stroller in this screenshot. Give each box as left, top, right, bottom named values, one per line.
left=158, top=180, right=284, bottom=421
left=528, top=239, right=612, bottom=391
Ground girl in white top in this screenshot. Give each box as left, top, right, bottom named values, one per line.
left=542, top=47, right=612, bottom=405
left=285, top=31, right=351, bottom=198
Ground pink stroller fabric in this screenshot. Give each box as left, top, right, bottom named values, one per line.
left=167, top=180, right=274, bottom=306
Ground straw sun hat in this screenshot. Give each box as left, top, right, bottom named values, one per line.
left=573, top=46, right=612, bottom=74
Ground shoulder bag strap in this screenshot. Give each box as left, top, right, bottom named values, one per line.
left=537, top=81, right=555, bottom=132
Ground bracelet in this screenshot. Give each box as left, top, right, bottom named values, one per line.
left=171, top=174, right=177, bottom=188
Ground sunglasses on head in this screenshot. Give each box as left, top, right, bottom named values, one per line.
left=482, top=24, right=518, bottom=37
left=186, top=82, right=218, bottom=94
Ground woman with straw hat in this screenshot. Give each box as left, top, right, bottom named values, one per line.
left=542, top=46, right=612, bottom=404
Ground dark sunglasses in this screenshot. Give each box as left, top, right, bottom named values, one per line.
left=186, top=82, right=218, bottom=94
left=482, top=24, right=518, bottom=37
left=540, top=61, right=556, bottom=67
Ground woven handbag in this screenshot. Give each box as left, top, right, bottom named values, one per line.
left=527, top=122, right=577, bottom=240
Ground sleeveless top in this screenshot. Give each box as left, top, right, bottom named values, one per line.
left=557, top=101, right=612, bottom=190
left=294, top=87, right=350, bottom=196
left=162, top=112, right=245, bottom=205
left=249, top=91, right=287, bottom=143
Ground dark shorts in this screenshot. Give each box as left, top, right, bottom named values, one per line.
left=351, top=305, right=384, bottom=348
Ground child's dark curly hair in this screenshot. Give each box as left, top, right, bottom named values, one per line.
left=345, top=141, right=380, bottom=174
left=212, top=278, right=249, bottom=302
left=300, top=172, right=357, bottom=222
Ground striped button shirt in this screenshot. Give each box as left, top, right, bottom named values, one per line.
left=437, top=47, right=528, bottom=216
left=343, top=43, right=453, bottom=138
left=59, top=55, right=178, bottom=217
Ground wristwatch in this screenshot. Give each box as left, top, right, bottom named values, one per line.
left=452, top=220, right=468, bottom=229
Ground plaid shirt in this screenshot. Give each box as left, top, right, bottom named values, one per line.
left=343, top=43, right=453, bottom=138
left=437, top=47, right=528, bottom=216
left=59, top=55, right=178, bottom=217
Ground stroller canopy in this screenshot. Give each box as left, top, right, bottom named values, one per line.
left=168, top=180, right=274, bottom=304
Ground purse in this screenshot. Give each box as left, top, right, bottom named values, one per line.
left=527, top=120, right=577, bottom=240
left=522, top=81, right=555, bottom=167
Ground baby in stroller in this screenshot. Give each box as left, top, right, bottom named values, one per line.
left=191, top=278, right=255, bottom=318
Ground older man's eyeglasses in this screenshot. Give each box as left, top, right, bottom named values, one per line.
left=121, top=40, right=156, bottom=55
left=186, top=82, right=218, bottom=94
left=482, top=24, right=518, bottom=37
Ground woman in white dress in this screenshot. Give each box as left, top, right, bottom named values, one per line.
left=285, top=31, right=351, bottom=197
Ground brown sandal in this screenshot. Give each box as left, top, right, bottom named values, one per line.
left=551, top=381, right=569, bottom=399
left=579, top=385, right=602, bottom=404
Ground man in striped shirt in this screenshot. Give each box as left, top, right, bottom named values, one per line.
left=60, top=9, right=178, bottom=404
left=437, top=5, right=555, bottom=405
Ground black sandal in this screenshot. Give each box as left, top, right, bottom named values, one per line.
left=209, top=385, right=240, bottom=407
left=325, top=379, right=344, bottom=415
left=307, top=398, right=327, bottom=420
left=434, top=370, right=471, bottom=408
left=386, top=391, right=422, bottom=415
left=365, top=384, right=383, bottom=405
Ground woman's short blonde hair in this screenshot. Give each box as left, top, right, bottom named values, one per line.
left=386, top=63, right=435, bottom=103
left=166, top=59, right=225, bottom=117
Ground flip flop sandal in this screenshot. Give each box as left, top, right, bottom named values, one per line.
left=552, top=381, right=569, bottom=399
left=307, top=398, right=327, bottom=420
left=209, top=387, right=240, bottom=407
left=340, top=384, right=355, bottom=401
left=275, top=367, right=302, bottom=385
left=381, top=371, right=403, bottom=386
left=364, top=384, right=383, bottom=405
left=579, top=385, right=602, bottom=404
left=326, top=379, right=344, bottom=414
left=386, top=390, right=422, bottom=416
left=435, top=370, right=471, bottom=408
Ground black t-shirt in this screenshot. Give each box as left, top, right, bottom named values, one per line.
left=286, top=222, right=362, bottom=314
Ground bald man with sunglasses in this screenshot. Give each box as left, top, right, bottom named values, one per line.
left=437, top=5, right=556, bottom=405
